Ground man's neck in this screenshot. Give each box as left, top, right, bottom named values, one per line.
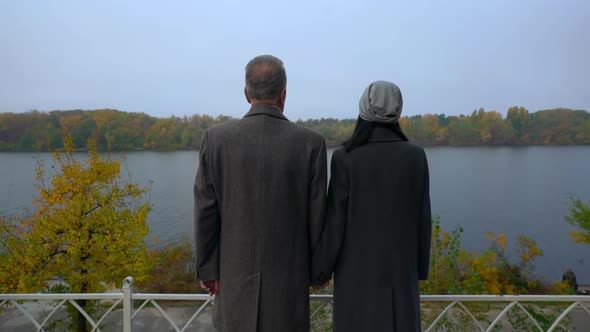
left=250, top=100, right=283, bottom=111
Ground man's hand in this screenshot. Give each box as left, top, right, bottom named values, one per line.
left=200, top=280, right=220, bottom=296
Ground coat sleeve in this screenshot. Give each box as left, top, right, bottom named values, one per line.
left=418, top=151, right=432, bottom=280
left=308, top=138, right=328, bottom=252
left=194, top=131, right=221, bottom=281
left=310, top=149, right=349, bottom=285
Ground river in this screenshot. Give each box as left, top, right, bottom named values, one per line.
left=1, top=146, right=589, bottom=282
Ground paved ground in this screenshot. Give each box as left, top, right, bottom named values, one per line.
left=0, top=302, right=217, bottom=332
left=421, top=304, right=590, bottom=331
left=2, top=300, right=590, bottom=331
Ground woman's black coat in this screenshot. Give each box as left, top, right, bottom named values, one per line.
left=312, top=127, right=431, bottom=332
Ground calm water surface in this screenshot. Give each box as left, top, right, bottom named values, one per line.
left=1, top=146, right=589, bottom=282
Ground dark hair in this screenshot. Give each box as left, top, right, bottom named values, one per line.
left=245, top=55, right=287, bottom=100
left=342, top=117, right=408, bottom=152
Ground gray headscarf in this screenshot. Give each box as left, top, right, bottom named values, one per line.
left=359, top=80, right=403, bottom=124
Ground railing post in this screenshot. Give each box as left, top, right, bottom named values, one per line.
left=123, top=276, right=134, bottom=332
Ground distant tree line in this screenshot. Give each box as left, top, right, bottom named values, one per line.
left=0, top=107, right=589, bottom=151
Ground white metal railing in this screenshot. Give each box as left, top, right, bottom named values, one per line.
left=1, top=277, right=589, bottom=331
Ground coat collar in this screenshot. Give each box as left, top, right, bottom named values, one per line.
left=368, top=126, right=404, bottom=142
left=243, top=104, right=289, bottom=121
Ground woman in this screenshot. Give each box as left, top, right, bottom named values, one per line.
left=312, top=81, right=431, bottom=331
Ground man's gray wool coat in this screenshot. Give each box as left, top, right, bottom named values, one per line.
left=195, top=104, right=327, bottom=332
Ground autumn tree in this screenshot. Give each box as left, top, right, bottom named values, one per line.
left=565, top=197, right=590, bottom=245
left=0, top=137, right=151, bottom=332
left=507, top=106, right=529, bottom=139
left=140, top=239, right=201, bottom=294
left=418, top=219, right=570, bottom=331
left=1, top=107, right=590, bottom=150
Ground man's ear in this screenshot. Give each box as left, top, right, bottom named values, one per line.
left=280, top=87, right=287, bottom=103
left=244, top=87, right=252, bottom=104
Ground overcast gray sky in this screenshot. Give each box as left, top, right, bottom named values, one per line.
left=1, top=0, right=588, bottom=120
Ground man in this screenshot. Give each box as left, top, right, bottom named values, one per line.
left=194, top=55, right=327, bottom=332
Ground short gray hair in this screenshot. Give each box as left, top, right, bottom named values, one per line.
left=245, top=55, right=287, bottom=100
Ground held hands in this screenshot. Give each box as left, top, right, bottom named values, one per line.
left=311, top=281, right=330, bottom=290
left=200, top=280, right=220, bottom=296
left=310, top=271, right=332, bottom=290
